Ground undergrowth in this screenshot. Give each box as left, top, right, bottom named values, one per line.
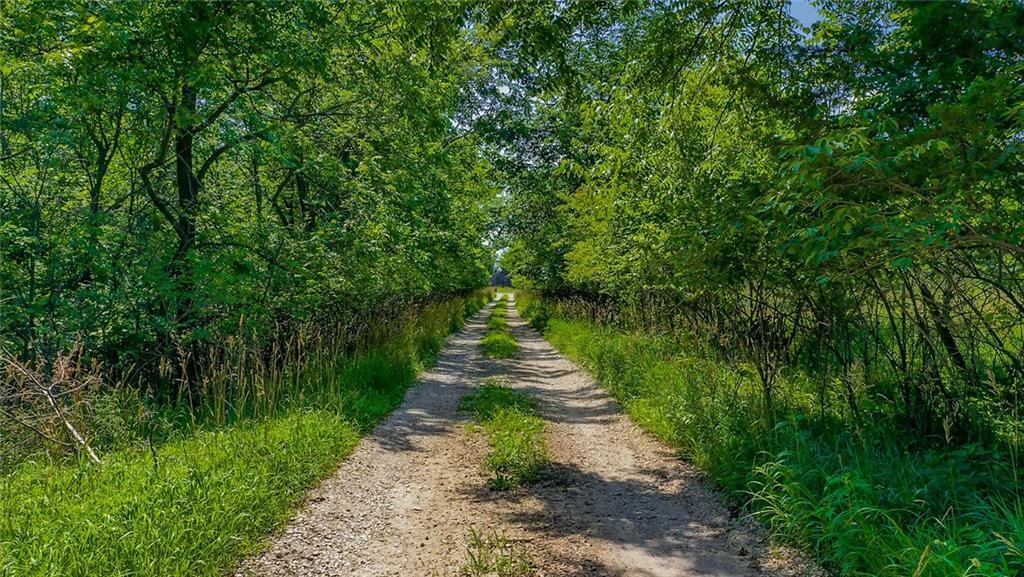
left=0, top=290, right=490, bottom=577
left=537, top=314, right=1024, bottom=577
left=460, top=379, right=548, bottom=490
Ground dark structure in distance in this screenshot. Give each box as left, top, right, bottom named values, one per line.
left=489, top=269, right=511, bottom=287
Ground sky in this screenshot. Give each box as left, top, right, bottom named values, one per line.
left=790, top=1, right=824, bottom=29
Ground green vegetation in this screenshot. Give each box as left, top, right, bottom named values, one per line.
left=498, top=3, right=1024, bottom=575
left=482, top=330, right=518, bottom=359
left=0, top=3, right=498, bottom=570
left=3, top=1, right=1023, bottom=574
left=3, top=412, right=355, bottom=577
left=540, top=314, right=1023, bottom=577
left=517, top=294, right=550, bottom=333
left=487, top=310, right=509, bottom=331
left=460, top=528, right=536, bottom=577
left=482, top=300, right=518, bottom=359
left=0, top=292, right=487, bottom=577
left=500, top=2, right=1024, bottom=445
left=482, top=331, right=518, bottom=359
left=1, top=0, right=495, bottom=462
left=460, top=380, right=548, bottom=490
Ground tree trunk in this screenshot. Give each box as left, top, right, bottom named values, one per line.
left=172, top=83, right=199, bottom=329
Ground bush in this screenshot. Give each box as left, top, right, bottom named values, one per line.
left=521, top=300, right=551, bottom=332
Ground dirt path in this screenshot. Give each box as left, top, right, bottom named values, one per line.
left=237, top=297, right=819, bottom=577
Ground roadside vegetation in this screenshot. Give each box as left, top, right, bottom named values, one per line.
left=460, top=378, right=548, bottom=490
left=1, top=2, right=495, bottom=467
left=0, top=292, right=488, bottom=577
left=482, top=298, right=518, bottom=359
left=502, top=2, right=1024, bottom=576
left=3, top=1, right=1022, bottom=575
left=520, top=296, right=1023, bottom=577
left=1, top=2, right=496, bottom=574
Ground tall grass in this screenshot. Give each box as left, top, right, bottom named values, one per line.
left=0, top=289, right=490, bottom=577
left=537, top=313, right=1023, bottom=577
left=2, top=291, right=491, bottom=467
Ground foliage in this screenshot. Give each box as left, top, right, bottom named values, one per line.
left=493, top=0, right=1024, bottom=442
left=2, top=0, right=1023, bottom=573
left=543, top=313, right=1024, bottom=577
left=487, top=6, right=1024, bottom=570
left=516, top=291, right=550, bottom=332
left=0, top=291, right=486, bottom=577
left=460, top=379, right=547, bottom=490
left=2, top=288, right=490, bottom=467
left=0, top=0, right=495, bottom=399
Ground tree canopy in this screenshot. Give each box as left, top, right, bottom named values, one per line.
left=2, top=0, right=1023, bottom=435
left=493, top=0, right=1024, bottom=438
left=1, top=0, right=496, bottom=391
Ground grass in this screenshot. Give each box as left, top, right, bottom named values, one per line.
left=482, top=332, right=518, bottom=359
left=460, top=379, right=548, bottom=490
left=0, top=291, right=490, bottom=577
left=1, top=411, right=355, bottom=577
left=540, top=315, right=1024, bottom=577
left=482, top=299, right=518, bottom=359
left=460, top=528, right=536, bottom=577
left=488, top=313, right=509, bottom=331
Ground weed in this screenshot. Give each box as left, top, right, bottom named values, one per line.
left=461, top=528, right=536, bottom=577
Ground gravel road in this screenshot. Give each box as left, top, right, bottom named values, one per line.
left=236, top=297, right=821, bottom=577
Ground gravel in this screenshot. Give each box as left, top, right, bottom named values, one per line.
left=235, top=298, right=824, bottom=577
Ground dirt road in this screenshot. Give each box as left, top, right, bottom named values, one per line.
left=237, top=297, right=819, bottom=577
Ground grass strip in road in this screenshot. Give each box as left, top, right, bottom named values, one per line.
left=460, top=380, right=548, bottom=490
left=482, top=299, right=518, bottom=359
left=482, top=331, right=518, bottom=359
left=487, top=311, right=509, bottom=331
left=0, top=291, right=490, bottom=577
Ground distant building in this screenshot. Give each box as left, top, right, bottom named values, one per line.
left=490, top=269, right=511, bottom=287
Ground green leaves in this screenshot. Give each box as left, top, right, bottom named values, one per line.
left=0, top=0, right=496, bottom=368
